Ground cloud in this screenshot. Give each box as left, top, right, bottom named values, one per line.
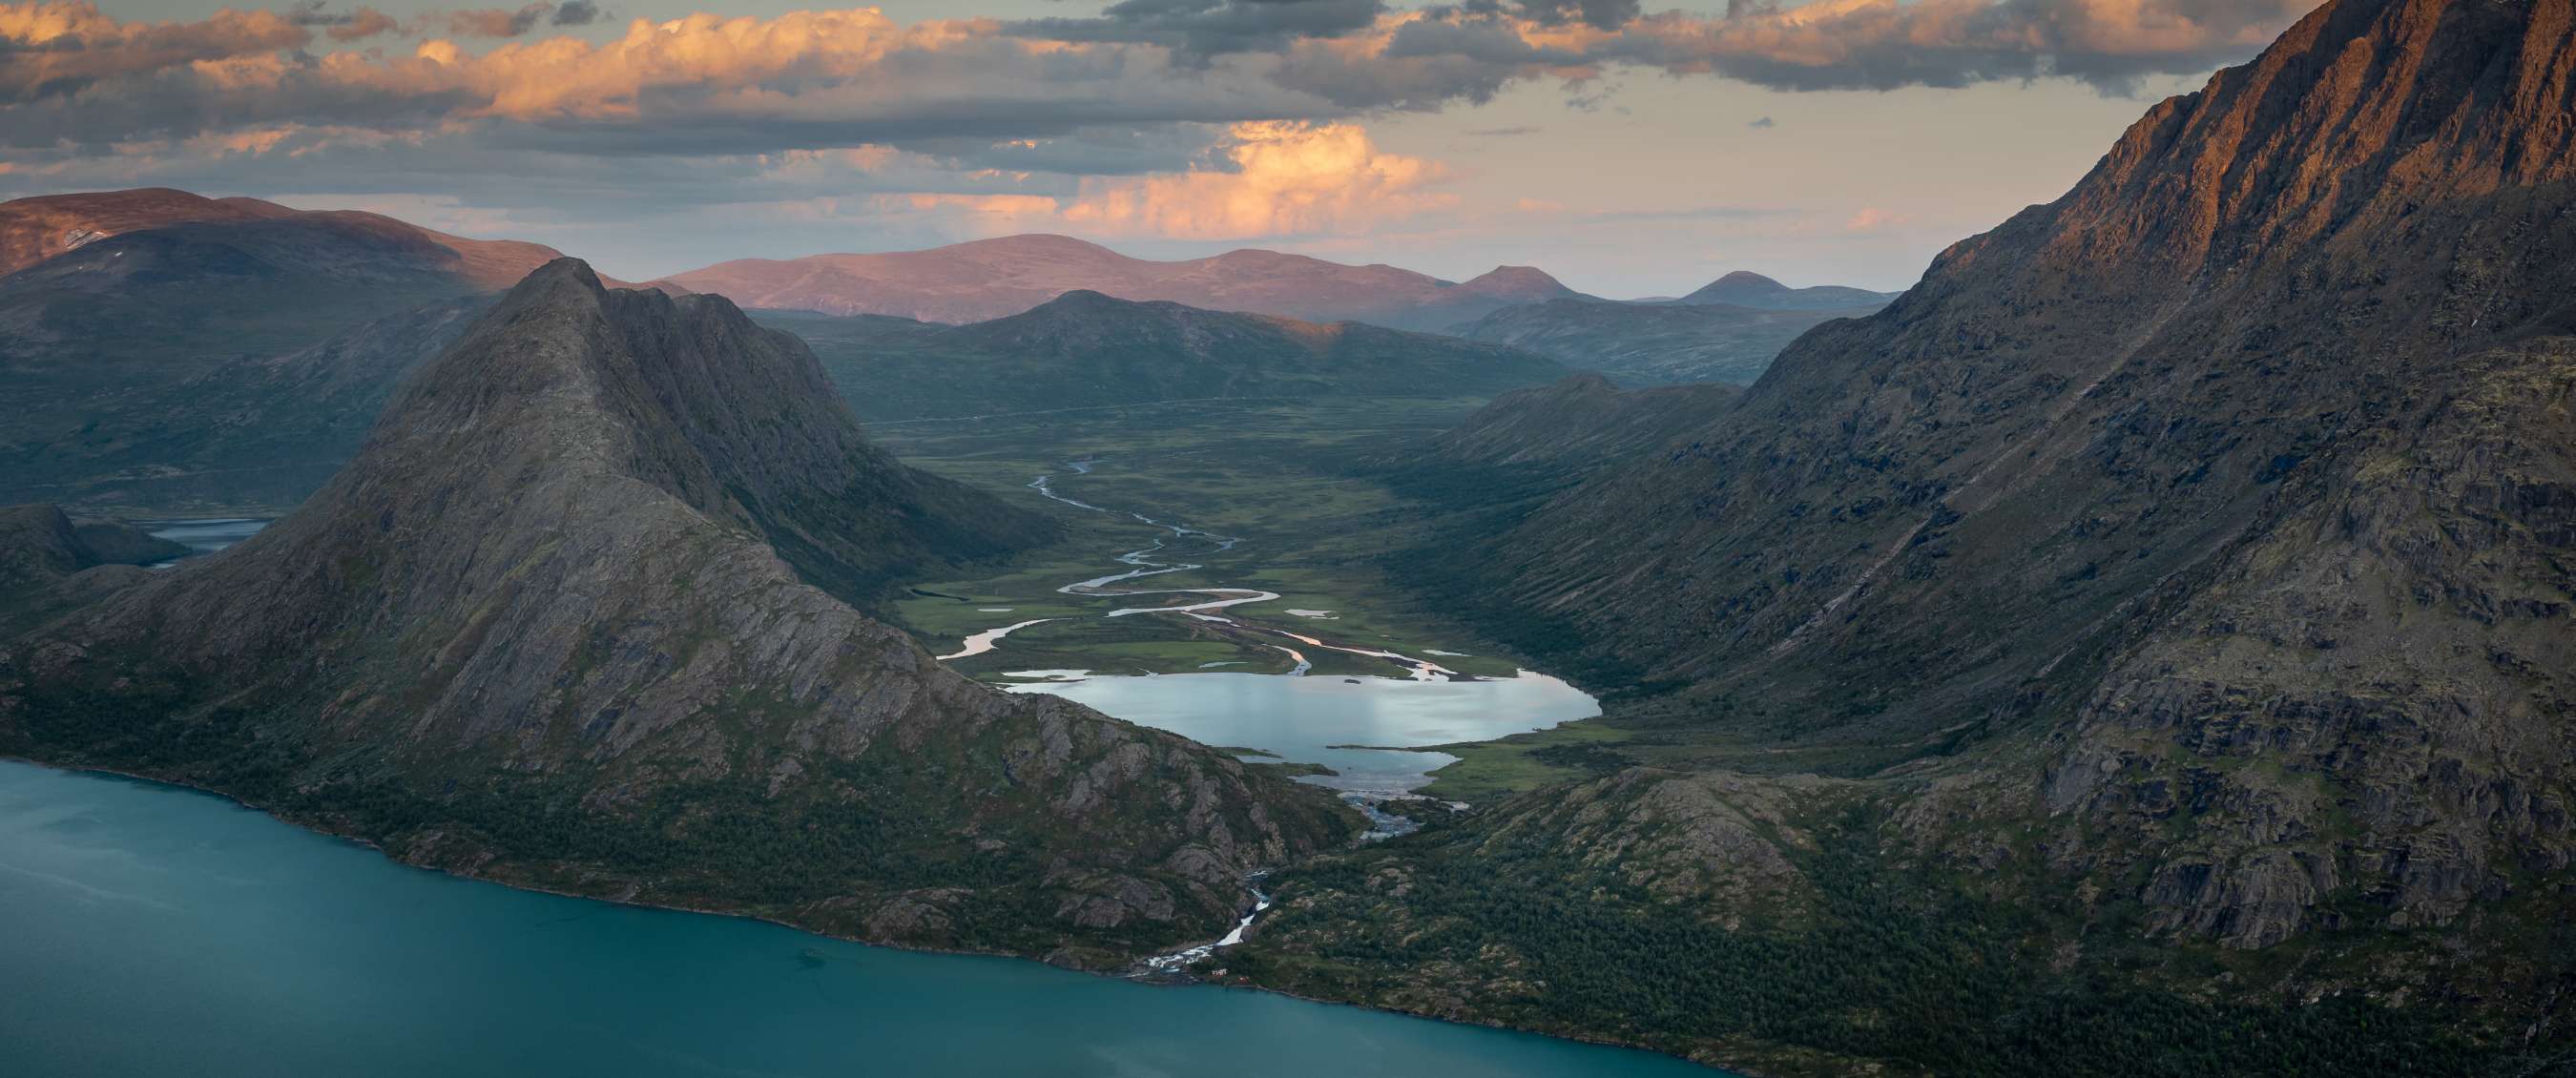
left=1845, top=206, right=1904, bottom=231
left=1008, top=0, right=1384, bottom=59
left=445, top=4, right=555, bottom=38
left=0, top=1, right=2326, bottom=247
left=1603, top=0, right=2324, bottom=93
left=1059, top=120, right=1455, bottom=238
left=0, top=1, right=308, bottom=99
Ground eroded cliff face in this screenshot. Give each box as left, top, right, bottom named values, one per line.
left=0, top=260, right=1353, bottom=964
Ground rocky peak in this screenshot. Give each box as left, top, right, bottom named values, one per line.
left=8, top=258, right=1349, bottom=963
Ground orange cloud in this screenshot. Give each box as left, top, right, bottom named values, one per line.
left=0, top=1, right=308, bottom=98
left=1059, top=121, right=1455, bottom=239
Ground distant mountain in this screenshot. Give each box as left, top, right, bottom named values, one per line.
left=1456, top=296, right=1880, bottom=385
left=1673, top=270, right=1899, bottom=311
left=1, top=260, right=1354, bottom=964
left=0, top=189, right=603, bottom=512
left=1244, top=0, right=2576, bottom=1071
left=0, top=188, right=577, bottom=287
left=660, top=234, right=1589, bottom=330
left=766, top=290, right=1568, bottom=422
left=0, top=503, right=183, bottom=595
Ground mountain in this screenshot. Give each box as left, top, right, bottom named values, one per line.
left=764, top=290, right=1568, bottom=422
left=1236, top=1, right=2576, bottom=1072
left=0, top=188, right=576, bottom=287
left=1673, top=270, right=1900, bottom=311
left=0, top=260, right=1355, bottom=964
left=1423, top=374, right=1740, bottom=470
left=659, top=234, right=1589, bottom=330
left=0, top=190, right=613, bottom=513
left=1456, top=296, right=1881, bottom=385
left=0, top=504, right=184, bottom=595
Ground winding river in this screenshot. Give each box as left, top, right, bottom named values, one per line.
left=956, top=461, right=1601, bottom=794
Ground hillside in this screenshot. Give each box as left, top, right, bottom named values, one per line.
left=766, top=290, right=1568, bottom=422
left=0, top=260, right=1353, bottom=964
left=1674, top=271, right=1899, bottom=311
left=1236, top=1, right=2576, bottom=1073
left=663, top=235, right=1589, bottom=329
left=1456, top=297, right=1880, bottom=385
left=0, top=191, right=594, bottom=512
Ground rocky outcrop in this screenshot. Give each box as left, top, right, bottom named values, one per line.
left=0, top=259, right=1353, bottom=964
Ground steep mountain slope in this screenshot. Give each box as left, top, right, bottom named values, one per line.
left=1456, top=297, right=1881, bottom=385
left=661, top=234, right=1589, bottom=329
left=0, top=260, right=1350, bottom=964
left=1674, top=270, right=1898, bottom=311
left=768, top=290, right=1568, bottom=422
left=1239, top=0, right=2576, bottom=1072
left=1424, top=374, right=1741, bottom=469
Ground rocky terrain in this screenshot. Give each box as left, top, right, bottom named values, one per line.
left=0, top=260, right=1355, bottom=965
left=770, top=290, right=1568, bottom=422
left=1456, top=298, right=1878, bottom=385
left=661, top=234, right=1589, bottom=329
left=1237, top=1, right=2576, bottom=1072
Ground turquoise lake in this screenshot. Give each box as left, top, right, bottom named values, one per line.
left=0, top=759, right=1724, bottom=1077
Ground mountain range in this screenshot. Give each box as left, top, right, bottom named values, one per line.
left=768, top=290, right=1568, bottom=422
left=657, top=234, right=1589, bottom=330
left=0, top=260, right=1355, bottom=964
left=1236, top=0, right=2576, bottom=1071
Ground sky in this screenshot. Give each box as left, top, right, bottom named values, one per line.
left=0, top=1, right=2325, bottom=295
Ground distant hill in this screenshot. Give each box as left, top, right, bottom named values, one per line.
left=0, top=188, right=580, bottom=287
left=1456, top=296, right=1880, bottom=385
left=0, top=189, right=596, bottom=513
left=1672, top=270, right=1900, bottom=311
left=661, top=234, right=1589, bottom=330
left=765, top=289, right=1569, bottom=422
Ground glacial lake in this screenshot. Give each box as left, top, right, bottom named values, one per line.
left=1002, top=670, right=1599, bottom=795
left=0, top=760, right=1722, bottom=1077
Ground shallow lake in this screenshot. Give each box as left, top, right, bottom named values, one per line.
left=0, top=760, right=1722, bottom=1078
left=1002, top=670, right=1600, bottom=795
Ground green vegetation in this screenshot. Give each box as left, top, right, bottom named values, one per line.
left=1237, top=804, right=2565, bottom=1077
left=868, top=397, right=1543, bottom=683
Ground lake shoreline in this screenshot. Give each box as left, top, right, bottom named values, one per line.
left=0, top=753, right=1735, bottom=1074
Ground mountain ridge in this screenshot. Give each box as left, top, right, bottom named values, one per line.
left=0, top=259, right=1355, bottom=964
left=660, top=234, right=1590, bottom=330
left=1236, top=1, right=2576, bottom=1071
